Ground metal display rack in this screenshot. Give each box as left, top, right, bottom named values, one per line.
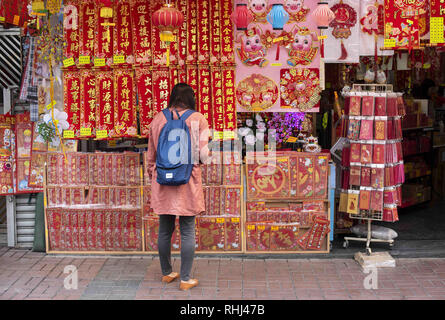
left=342, top=84, right=398, bottom=255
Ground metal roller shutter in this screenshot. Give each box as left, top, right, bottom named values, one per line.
left=15, top=194, right=36, bottom=248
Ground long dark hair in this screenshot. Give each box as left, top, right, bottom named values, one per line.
left=168, top=83, right=196, bottom=110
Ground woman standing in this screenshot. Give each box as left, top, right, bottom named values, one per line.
left=146, top=83, right=209, bottom=291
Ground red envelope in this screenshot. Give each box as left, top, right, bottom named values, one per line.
left=350, top=143, right=361, bottom=163
left=374, top=96, right=386, bottom=116
left=359, top=190, right=371, bottom=210
left=349, top=96, right=362, bottom=116
left=360, top=144, right=372, bottom=164
left=361, top=96, right=374, bottom=116
left=360, top=167, right=371, bottom=187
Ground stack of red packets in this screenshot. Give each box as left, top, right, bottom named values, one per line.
left=143, top=151, right=243, bottom=252
left=46, top=152, right=142, bottom=252
left=339, top=91, right=406, bottom=222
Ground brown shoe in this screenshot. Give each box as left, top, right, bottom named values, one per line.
left=179, top=279, right=199, bottom=291
left=161, top=272, right=180, bottom=283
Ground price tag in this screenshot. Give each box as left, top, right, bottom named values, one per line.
left=257, top=225, right=265, bottom=231
left=113, top=55, right=125, bottom=64
left=63, top=130, right=74, bottom=139
left=247, top=225, right=255, bottom=230
left=318, top=35, right=328, bottom=40
left=94, top=58, right=106, bottom=67
left=216, top=218, right=225, bottom=223
left=384, top=38, right=396, bottom=48
left=423, top=63, right=431, bottom=69
left=96, top=130, right=108, bottom=139
left=223, top=131, right=235, bottom=140
left=231, top=218, right=240, bottom=223
left=271, top=63, right=282, bottom=66
left=213, top=131, right=223, bottom=140
left=0, top=17, right=5, bottom=22
left=278, top=158, right=288, bottom=162
left=63, top=57, right=75, bottom=68
left=281, top=105, right=292, bottom=109
left=46, top=100, right=56, bottom=110
left=79, top=56, right=91, bottom=65
left=287, top=137, right=297, bottom=143
left=13, top=15, right=20, bottom=25
left=271, top=226, right=279, bottom=231
left=80, top=127, right=92, bottom=137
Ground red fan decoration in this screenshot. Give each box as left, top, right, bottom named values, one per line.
left=329, top=0, right=357, bottom=61
left=152, top=1, right=184, bottom=66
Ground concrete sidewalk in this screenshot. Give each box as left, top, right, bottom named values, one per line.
left=1, top=247, right=445, bottom=300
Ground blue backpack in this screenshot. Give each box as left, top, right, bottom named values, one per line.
left=156, top=108, right=195, bottom=186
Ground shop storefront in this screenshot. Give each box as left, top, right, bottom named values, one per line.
left=0, top=0, right=444, bottom=256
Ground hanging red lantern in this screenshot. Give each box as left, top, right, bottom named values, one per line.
left=152, top=1, right=184, bottom=66
left=312, top=2, right=335, bottom=58
left=312, top=2, right=335, bottom=29
left=230, top=3, right=254, bottom=31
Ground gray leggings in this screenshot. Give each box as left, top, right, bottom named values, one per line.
left=158, top=215, right=195, bottom=281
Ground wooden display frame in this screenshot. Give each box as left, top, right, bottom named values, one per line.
left=242, top=161, right=331, bottom=255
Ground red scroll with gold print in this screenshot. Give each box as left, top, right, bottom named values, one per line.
left=198, top=66, right=212, bottom=126
left=114, top=69, right=137, bottom=138
left=210, top=0, right=222, bottom=64
left=96, top=71, right=115, bottom=139
left=63, top=0, right=80, bottom=66
left=131, top=0, right=152, bottom=66
left=136, top=68, right=153, bottom=137
left=79, top=0, right=96, bottom=67
left=176, top=0, right=188, bottom=65
left=222, top=68, right=237, bottom=132
left=80, top=70, right=96, bottom=139
left=96, top=1, right=114, bottom=68
left=211, top=68, right=224, bottom=132
left=220, top=0, right=236, bottom=66
left=64, top=71, right=82, bottom=137
left=186, top=0, right=198, bottom=64
left=152, top=68, right=171, bottom=118
left=114, top=1, right=134, bottom=67
left=197, top=0, right=211, bottom=65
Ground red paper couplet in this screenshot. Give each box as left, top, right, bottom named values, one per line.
left=113, top=69, right=137, bottom=138
left=96, top=71, right=115, bottom=138
left=64, top=71, right=82, bottom=137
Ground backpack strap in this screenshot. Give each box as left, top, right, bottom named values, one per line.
left=178, top=109, right=195, bottom=122
left=162, top=108, right=172, bottom=122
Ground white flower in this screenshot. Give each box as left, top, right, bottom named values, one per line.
left=43, top=108, right=70, bottom=133
left=238, top=127, right=252, bottom=136
left=245, top=134, right=257, bottom=146
left=255, top=114, right=263, bottom=122
left=256, top=122, right=266, bottom=131
left=246, top=119, right=254, bottom=127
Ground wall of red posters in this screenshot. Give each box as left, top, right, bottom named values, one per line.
left=62, top=0, right=236, bottom=139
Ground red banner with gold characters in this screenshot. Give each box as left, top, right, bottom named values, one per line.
left=136, top=68, right=153, bottom=137
left=64, top=71, right=82, bottom=137
left=431, top=0, right=445, bottom=46
left=96, top=71, right=115, bottom=139
left=114, top=69, right=137, bottom=138
left=186, top=65, right=199, bottom=94
left=222, top=68, right=237, bottom=132
left=152, top=68, right=171, bottom=116
left=63, top=0, right=80, bottom=65
left=131, top=0, right=152, bottom=66
left=186, top=0, right=198, bottom=64
left=80, top=70, right=96, bottom=139
left=197, top=0, right=211, bottom=65
left=220, top=0, right=235, bottom=65
left=114, top=1, right=134, bottom=66
left=211, top=67, right=223, bottom=132
left=176, top=0, right=188, bottom=64
left=198, top=66, right=212, bottom=125
left=210, top=0, right=222, bottom=64
left=79, top=0, right=96, bottom=66
left=96, top=1, right=114, bottom=67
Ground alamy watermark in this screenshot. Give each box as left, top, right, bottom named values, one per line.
left=64, top=265, right=78, bottom=290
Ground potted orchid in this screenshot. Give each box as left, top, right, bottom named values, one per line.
left=266, top=112, right=305, bottom=150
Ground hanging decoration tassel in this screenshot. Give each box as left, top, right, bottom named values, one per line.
left=338, top=40, right=348, bottom=60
